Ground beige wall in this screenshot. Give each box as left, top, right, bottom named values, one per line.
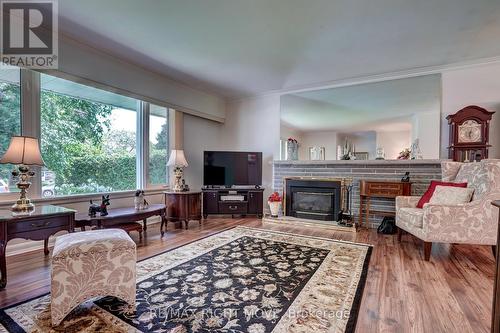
left=377, top=130, right=412, bottom=159
left=299, top=131, right=338, bottom=160
left=337, top=131, right=377, bottom=160
left=183, top=114, right=223, bottom=190
left=411, top=111, right=441, bottom=159
left=222, top=95, right=281, bottom=199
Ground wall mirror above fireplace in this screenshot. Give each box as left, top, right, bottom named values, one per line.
left=279, top=74, right=441, bottom=161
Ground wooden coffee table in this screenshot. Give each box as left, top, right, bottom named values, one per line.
left=116, top=222, right=144, bottom=240
left=74, top=204, right=167, bottom=238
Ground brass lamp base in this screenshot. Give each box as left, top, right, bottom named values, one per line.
left=11, top=165, right=36, bottom=212
left=12, top=198, right=35, bottom=212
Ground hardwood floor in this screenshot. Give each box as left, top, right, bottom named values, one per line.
left=0, top=217, right=494, bottom=332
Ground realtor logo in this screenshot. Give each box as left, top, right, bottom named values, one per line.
left=1, top=0, right=58, bottom=68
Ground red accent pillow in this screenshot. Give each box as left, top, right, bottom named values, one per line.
left=416, top=181, right=468, bottom=208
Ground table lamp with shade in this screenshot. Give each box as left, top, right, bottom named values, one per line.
left=0, top=136, right=45, bottom=212
left=167, top=149, right=188, bottom=192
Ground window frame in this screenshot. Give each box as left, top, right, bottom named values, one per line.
left=147, top=103, right=170, bottom=189
left=0, top=68, right=170, bottom=200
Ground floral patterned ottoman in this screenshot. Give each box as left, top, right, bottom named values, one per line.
left=50, top=229, right=137, bottom=326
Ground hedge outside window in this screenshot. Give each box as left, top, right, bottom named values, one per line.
left=0, top=67, right=21, bottom=193
left=40, top=74, right=138, bottom=197
left=149, top=104, right=169, bottom=185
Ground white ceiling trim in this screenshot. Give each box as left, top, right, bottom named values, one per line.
left=229, top=55, right=500, bottom=102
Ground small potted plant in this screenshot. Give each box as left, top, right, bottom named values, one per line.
left=398, top=147, right=411, bottom=160
left=268, top=192, right=282, bottom=217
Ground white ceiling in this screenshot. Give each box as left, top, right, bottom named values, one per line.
left=281, top=74, right=441, bottom=132
left=57, top=0, right=500, bottom=98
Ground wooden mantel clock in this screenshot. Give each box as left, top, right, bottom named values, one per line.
left=447, top=105, right=495, bottom=162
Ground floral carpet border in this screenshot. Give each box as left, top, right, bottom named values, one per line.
left=0, top=226, right=372, bottom=333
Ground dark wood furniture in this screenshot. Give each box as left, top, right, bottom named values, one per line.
left=74, top=204, right=166, bottom=238
left=202, top=188, right=264, bottom=219
left=163, top=191, right=202, bottom=234
left=0, top=205, right=75, bottom=288
left=492, top=200, right=500, bottom=333
left=359, top=180, right=411, bottom=228
left=447, top=105, right=495, bottom=162
left=117, top=222, right=143, bottom=240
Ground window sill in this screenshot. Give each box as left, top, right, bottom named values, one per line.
left=0, top=187, right=169, bottom=208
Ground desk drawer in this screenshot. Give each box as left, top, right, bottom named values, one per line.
left=9, top=226, right=71, bottom=242
left=8, top=216, right=70, bottom=234
left=219, top=202, right=248, bottom=214
left=367, top=183, right=404, bottom=196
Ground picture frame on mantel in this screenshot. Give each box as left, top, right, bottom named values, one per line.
left=309, top=146, right=325, bottom=160
left=354, top=152, right=369, bottom=160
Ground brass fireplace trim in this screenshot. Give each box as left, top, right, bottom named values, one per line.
left=282, top=177, right=353, bottom=217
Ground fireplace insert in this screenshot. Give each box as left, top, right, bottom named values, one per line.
left=285, top=178, right=342, bottom=221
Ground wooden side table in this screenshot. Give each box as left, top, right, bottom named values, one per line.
left=359, top=180, right=412, bottom=228
left=0, top=205, right=75, bottom=288
left=163, top=191, right=202, bottom=234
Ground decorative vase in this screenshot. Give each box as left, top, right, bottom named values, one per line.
left=268, top=201, right=281, bottom=217
left=287, top=141, right=298, bottom=160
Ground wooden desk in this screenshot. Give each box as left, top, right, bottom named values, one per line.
left=0, top=205, right=75, bottom=288
left=491, top=200, right=500, bottom=333
left=359, top=180, right=412, bottom=228
left=74, top=204, right=167, bottom=236
left=163, top=191, right=202, bottom=234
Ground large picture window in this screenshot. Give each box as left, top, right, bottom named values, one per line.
left=0, top=68, right=170, bottom=199
left=0, top=67, right=21, bottom=193
left=149, top=104, right=169, bottom=186
left=40, top=74, right=139, bottom=197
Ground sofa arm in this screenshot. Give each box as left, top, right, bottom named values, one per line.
left=421, top=191, right=500, bottom=244
left=396, top=196, right=420, bottom=210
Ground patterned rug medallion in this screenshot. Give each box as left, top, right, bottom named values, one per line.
left=0, top=226, right=371, bottom=333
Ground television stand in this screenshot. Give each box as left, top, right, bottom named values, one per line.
left=202, top=187, right=264, bottom=219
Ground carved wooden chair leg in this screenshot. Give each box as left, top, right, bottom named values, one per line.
left=424, top=242, right=432, bottom=261
left=397, top=228, right=403, bottom=242
left=44, top=239, right=49, bottom=255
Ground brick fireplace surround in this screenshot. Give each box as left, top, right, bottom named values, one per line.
left=273, top=159, right=442, bottom=228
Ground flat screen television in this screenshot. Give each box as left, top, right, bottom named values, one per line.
left=203, top=151, right=262, bottom=187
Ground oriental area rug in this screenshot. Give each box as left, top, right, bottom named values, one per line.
left=0, top=226, right=371, bottom=333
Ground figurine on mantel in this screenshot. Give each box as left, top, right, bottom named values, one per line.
left=375, top=147, right=385, bottom=160
left=401, top=172, right=410, bottom=182
left=339, top=139, right=356, bottom=160
left=410, top=139, right=423, bottom=159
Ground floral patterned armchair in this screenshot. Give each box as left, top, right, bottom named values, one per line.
left=396, top=159, right=500, bottom=261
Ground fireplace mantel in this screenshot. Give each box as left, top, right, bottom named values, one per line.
left=273, top=159, right=445, bottom=166
left=273, top=159, right=443, bottom=228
